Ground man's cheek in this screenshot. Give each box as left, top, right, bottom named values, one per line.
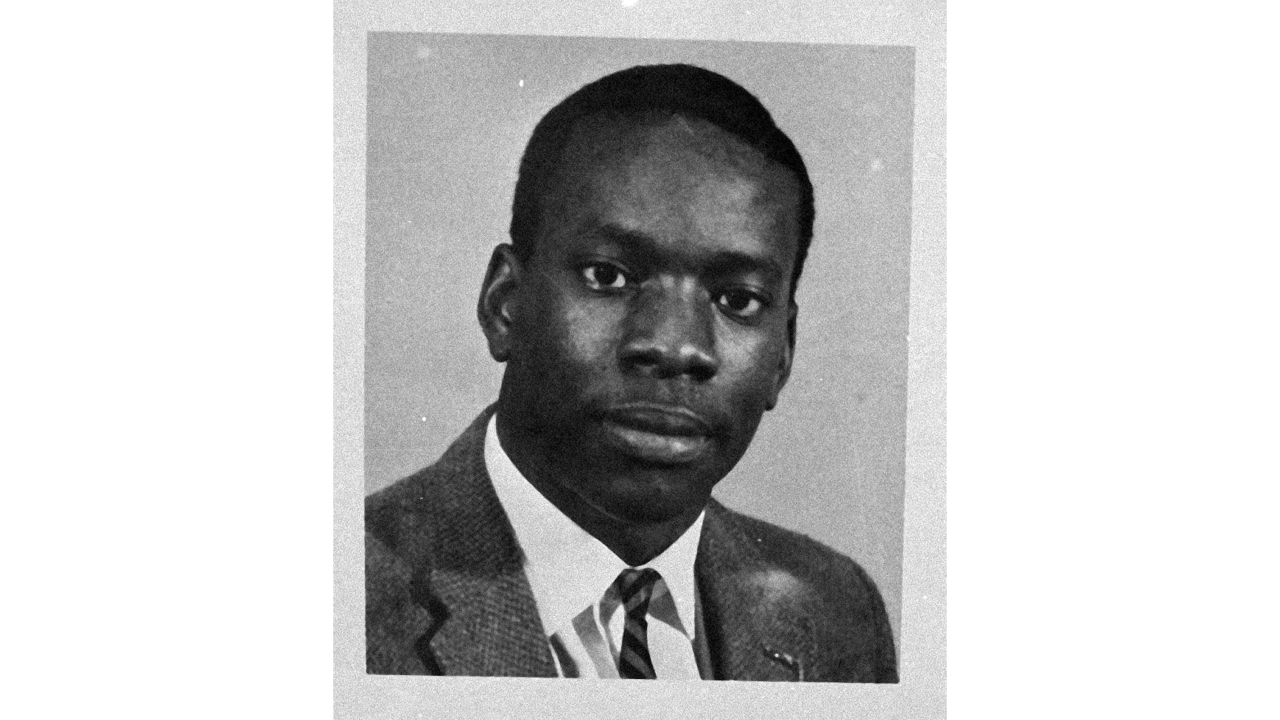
left=561, top=309, right=622, bottom=361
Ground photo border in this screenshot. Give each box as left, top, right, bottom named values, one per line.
left=335, top=2, right=944, bottom=716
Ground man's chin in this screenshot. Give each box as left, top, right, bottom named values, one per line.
left=587, top=485, right=709, bottom=528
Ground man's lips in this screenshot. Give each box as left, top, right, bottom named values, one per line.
left=599, top=404, right=714, bottom=465
left=603, top=403, right=712, bottom=435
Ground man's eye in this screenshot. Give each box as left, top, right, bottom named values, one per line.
left=716, top=289, right=766, bottom=319
left=581, top=263, right=629, bottom=290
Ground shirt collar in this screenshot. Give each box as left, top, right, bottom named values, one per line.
left=485, top=414, right=704, bottom=640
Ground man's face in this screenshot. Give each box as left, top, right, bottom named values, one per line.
left=487, top=113, right=800, bottom=528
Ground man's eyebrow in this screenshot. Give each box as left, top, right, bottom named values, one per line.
left=590, top=223, right=786, bottom=281
left=592, top=223, right=658, bottom=251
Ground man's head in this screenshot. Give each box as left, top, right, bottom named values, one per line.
left=510, top=64, right=815, bottom=303
left=478, top=65, right=812, bottom=552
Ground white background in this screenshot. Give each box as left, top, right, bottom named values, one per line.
left=3, top=1, right=1279, bottom=719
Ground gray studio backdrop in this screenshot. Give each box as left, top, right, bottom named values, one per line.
left=365, top=32, right=913, bottom=638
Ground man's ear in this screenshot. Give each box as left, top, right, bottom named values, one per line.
left=765, top=302, right=797, bottom=411
left=477, top=244, right=523, bottom=363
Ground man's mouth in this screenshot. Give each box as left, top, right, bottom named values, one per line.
left=599, top=404, right=713, bottom=465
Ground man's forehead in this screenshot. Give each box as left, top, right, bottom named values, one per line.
left=541, top=112, right=802, bottom=249
left=557, top=111, right=775, bottom=179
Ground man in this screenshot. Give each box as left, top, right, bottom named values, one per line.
left=365, top=64, right=897, bottom=682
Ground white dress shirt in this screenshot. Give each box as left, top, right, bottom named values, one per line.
left=485, top=415, right=705, bottom=679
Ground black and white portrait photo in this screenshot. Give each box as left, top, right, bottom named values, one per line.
left=362, top=33, right=914, bottom=681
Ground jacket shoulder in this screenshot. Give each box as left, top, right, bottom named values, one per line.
left=716, top=505, right=882, bottom=602
left=704, top=501, right=898, bottom=682
left=365, top=409, right=494, bottom=565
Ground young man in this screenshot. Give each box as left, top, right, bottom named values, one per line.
left=366, top=64, right=897, bottom=682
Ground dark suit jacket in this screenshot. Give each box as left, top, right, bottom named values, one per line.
left=365, top=408, right=898, bottom=682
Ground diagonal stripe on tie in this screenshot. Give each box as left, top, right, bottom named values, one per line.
left=620, top=579, right=646, bottom=604
left=619, top=646, right=654, bottom=677
left=624, top=592, right=648, bottom=614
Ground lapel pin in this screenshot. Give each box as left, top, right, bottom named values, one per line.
left=761, top=645, right=804, bottom=681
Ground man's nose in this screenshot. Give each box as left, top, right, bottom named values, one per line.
left=619, top=282, right=720, bottom=381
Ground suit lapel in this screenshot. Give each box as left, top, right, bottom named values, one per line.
left=393, top=409, right=557, bottom=677
left=425, top=561, right=555, bottom=677
left=696, top=501, right=817, bottom=681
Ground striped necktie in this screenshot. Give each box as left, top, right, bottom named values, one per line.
left=614, top=568, right=661, bottom=679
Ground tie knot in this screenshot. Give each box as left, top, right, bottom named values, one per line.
left=615, top=567, right=661, bottom=615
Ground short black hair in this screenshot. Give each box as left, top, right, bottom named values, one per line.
left=509, top=63, right=815, bottom=300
